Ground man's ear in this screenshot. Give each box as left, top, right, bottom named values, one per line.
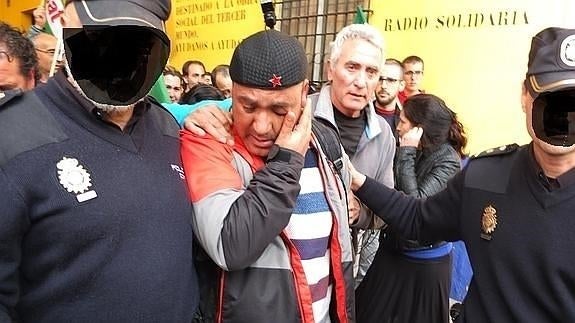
left=301, top=79, right=309, bottom=107
left=326, top=60, right=334, bottom=82
left=521, top=82, right=530, bottom=113
left=399, top=79, right=406, bottom=92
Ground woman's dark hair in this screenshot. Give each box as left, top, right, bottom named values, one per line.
left=179, top=83, right=225, bottom=104
left=403, top=94, right=467, bottom=157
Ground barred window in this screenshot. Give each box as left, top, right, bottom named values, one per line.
left=274, top=0, right=371, bottom=88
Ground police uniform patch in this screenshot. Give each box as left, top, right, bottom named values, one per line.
left=560, top=34, right=575, bottom=67
left=57, top=157, right=98, bottom=202
left=481, top=205, right=497, bottom=240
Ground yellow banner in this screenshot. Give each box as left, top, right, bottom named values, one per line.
left=166, top=0, right=264, bottom=72
left=371, top=0, right=575, bottom=153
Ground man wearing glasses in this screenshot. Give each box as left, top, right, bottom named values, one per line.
left=30, top=33, right=62, bottom=83
left=374, top=58, right=405, bottom=139
left=399, top=55, right=425, bottom=104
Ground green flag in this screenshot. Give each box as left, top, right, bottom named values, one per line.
left=149, top=74, right=171, bottom=103
left=43, top=21, right=54, bottom=35
left=353, top=5, right=367, bottom=24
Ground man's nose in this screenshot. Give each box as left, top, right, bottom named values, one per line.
left=252, top=111, right=272, bottom=134
left=354, top=70, right=368, bottom=88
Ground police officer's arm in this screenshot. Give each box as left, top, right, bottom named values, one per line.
left=0, top=169, right=28, bottom=321
left=375, top=121, right=397, bottom=190
left=349, top=119, right=396, bottom=229
left=351, top=166, right=463, bottom=243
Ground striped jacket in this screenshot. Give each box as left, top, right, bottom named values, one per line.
left=181, top=129, right=355, bottom=323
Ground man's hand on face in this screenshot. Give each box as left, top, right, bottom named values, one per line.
left=183, top=105, right=234, bottom=146
left=274, top=98, right=312, bottom=157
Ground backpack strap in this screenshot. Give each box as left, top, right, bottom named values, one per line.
left=311, top=118, right=343, bottom=177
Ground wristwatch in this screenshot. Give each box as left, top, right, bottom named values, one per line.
left=266, top=144, right=292, bottom=163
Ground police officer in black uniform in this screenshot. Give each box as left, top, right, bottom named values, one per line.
left=0, top=1, right=199, bottom=322
left=349, top=27, right=575, bottom=323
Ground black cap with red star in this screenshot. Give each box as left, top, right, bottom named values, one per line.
left=229, top=29, right=308, bottom=89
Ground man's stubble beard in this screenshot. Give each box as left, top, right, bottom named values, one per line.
left=375, top=91, right=395, bottom=108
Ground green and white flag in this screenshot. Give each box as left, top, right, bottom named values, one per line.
left=43, top=0, right=65, bottom=77
left=353, top=5, right=367, bottom=24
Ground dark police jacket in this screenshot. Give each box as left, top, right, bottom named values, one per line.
left=0, top=73, right=198, bottom=322
left=356, top=143, right=575, bottom=322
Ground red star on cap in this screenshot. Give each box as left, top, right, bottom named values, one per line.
left=269, top=74, right=282, bottom=87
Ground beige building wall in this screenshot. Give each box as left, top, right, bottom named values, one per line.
left=1, top=0, right=38, bottom=32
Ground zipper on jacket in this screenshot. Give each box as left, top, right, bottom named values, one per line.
left=216, top=270, right=226, bottom=323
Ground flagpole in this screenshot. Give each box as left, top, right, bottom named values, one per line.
left=44, top=0, right=65, bottom=77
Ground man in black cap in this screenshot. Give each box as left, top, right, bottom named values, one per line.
left=0, top=1, right=199, bottom=321
left=180, top=29, right=355, bottom=322
left=348, top=27, right=575, bottom=323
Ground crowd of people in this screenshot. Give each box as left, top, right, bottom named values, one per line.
left=1, top=0, right=575, bottom=322
left=161, top=61, right=233, bottom=104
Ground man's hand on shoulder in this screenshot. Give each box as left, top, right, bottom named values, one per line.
left=183, top=104, right=234, bottom=145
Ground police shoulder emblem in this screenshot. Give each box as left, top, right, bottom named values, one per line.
left=560, top=34, right=575, bottom=67
left=57, top=157, right=97, bottom=202
left=0, top=89, right=23, bottom=108
left=481, top=204, right=497, bottom=240
left=470, top=144, right=519, bottom=159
